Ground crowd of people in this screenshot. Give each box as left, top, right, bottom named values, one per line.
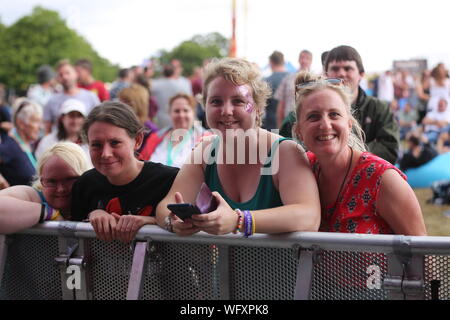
left=0, top=45, right=432, bottom=240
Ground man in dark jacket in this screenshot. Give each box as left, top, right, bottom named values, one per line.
left=280, top=45, right=399, bottom=164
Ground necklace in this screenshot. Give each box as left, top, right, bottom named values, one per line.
left=334, top=147, right=353, bottom=205
left=318, top=147, right=354, bottom=207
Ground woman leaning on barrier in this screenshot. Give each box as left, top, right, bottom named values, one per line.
left=156, top=57, right=321, bottom=237
left=0, top=142, right=90, bottom=234
left=70, top=101, right=179, bottom=243
left=293, top=71, right=427, bottom=235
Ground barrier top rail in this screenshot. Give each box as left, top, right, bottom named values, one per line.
left=17, top=222, right=450, bottom=255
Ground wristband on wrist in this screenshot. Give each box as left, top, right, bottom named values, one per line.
left=234, top=209, right=243, bottom=234
left=39, top=204, right=46, bottom=223
left=243, top=210, right=253, bottom=238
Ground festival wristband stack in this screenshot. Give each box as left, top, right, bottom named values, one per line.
left=39, top=203, right=56, bottom=223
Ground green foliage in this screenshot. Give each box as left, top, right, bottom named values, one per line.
left=0, top=7, right=118, bottom=94
left=155, top=32, right=229, bottom=76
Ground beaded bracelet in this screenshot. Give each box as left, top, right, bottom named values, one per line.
left=233, top=209, right=243, bottom=234
left=243, top=210, right=253, bottom=238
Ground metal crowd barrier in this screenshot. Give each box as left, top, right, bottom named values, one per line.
left=0, top=221, right=449, bottom=300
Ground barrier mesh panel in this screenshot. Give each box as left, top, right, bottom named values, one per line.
left=424, top=255, right=450, bottom=300
left=229, top=247, right=297, bottom=300
left=310, top=251, right=388, bottom=300
left=142, top=242, right=220, bottom=300
left=0, top=234, right=61, bottom=300
left=89, top=239, right=133, bottom=300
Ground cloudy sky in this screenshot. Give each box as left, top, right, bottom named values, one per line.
left=2, top=0, right=449, bottom=73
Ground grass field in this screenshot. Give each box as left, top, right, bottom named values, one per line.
left=414, top=188, right=450, bottom=236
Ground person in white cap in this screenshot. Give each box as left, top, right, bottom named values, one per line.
left=35, top=98, right=91, bottom=163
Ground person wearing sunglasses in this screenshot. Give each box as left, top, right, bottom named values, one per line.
left=293, top=71, right=426, bottom=235
left=281, top=45, right=400, bottom=165
left=0, top=142, right=90, bottom=234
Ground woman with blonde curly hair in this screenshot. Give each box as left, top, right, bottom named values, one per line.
left=156, top=58, right=320, bottom=236
left=293, top=71, right=426, bottom=235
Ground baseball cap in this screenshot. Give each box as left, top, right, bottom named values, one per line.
left=59, top=99, right=87, bottom=117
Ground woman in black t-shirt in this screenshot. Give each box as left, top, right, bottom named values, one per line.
left=71, top=101, right=178, bottom=242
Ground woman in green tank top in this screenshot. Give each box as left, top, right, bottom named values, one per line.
left=156, top=58, right=320, bottom=237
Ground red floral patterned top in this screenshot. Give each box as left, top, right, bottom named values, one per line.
left=307, top=151, right=407, bottom=234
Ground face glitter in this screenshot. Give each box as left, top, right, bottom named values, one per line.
left=237, top=85, right=254, bottom=113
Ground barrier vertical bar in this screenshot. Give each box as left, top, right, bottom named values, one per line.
left=218, top=245, right=230, bottom=300
left=294, top=248, right=315, bottom=300
left=126, top=241, right=149, bottom=300
left=0, top=235, right=7, bottom=287
left=384, top=236, right=425, bottom=300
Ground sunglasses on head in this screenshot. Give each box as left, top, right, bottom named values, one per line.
left=296, top=78, right=343, bottom=90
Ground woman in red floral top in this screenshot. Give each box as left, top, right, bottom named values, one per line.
left=293, top=71, right=427, bottom=235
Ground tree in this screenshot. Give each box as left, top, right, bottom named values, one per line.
left=155, top=32, right=229, bottom=76
left=0, top=7, right=118, bottom=94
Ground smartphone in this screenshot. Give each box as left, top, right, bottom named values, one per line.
left=167, top=203, right=202, bottom=221
left=196, top=183, right=218, bottom=213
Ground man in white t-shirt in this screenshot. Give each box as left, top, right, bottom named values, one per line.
left=377, top=70, right=395, bottom=103
left=423, top=97, right=450, bottom=143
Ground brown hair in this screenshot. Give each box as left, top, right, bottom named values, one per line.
left=82, top=101, right=144, bottom=142
left=169, top=93, right=197, bottom=113
left=325, top=45, right=365, bottom=74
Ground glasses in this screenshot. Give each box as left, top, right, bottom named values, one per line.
left=41, top=177, right=79, bottom=188
left=295, top=78, right=343, bottom=90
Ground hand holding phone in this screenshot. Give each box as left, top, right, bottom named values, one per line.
left=167, top=203, right=201, bottom=221
left=167, top=183, right=218, bottom=221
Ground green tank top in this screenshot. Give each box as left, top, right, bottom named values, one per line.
left=204, top=137, right=291, bottom=210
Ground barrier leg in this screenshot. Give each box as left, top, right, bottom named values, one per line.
left=383, top=236, right=425, bottom=300
left=0, top=235, right=7, bottom=287
left=294, top=248, right=315, bottom=300
left=56, top=237, right=91, bottom=300
left=127, top=241, right=149, bottom=300
left=218, top=245, right=230, bottom=300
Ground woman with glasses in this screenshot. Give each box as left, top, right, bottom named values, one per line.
left=70, top=101, right=179, bottom=243
left=156, top=58, right=320, bottom=237
left=0, top=142, right=90, bottom=234
left=293, top=71, right=426, bottom=235
left=0, top=99, right=42, bottom=188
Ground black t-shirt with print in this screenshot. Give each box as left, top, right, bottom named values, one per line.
left=71, top=161, right=179, bottom=221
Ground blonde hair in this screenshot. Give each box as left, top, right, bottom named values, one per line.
left=202, top=58, right=270, bottom=127
left=294, top=71, right=366, bottom=152
left=32, top=142, right=91, bottom=190
left=118, top=84, right=149, bottom=125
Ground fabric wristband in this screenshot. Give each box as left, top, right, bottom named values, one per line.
left=39, top=204, right=46, bottom=223
left=45, top=206, right=54, bottom=221
left=243, top=210, right=252, bottom=238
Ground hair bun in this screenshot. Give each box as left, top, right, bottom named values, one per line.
left=294, top=71, right=320, bottom=89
